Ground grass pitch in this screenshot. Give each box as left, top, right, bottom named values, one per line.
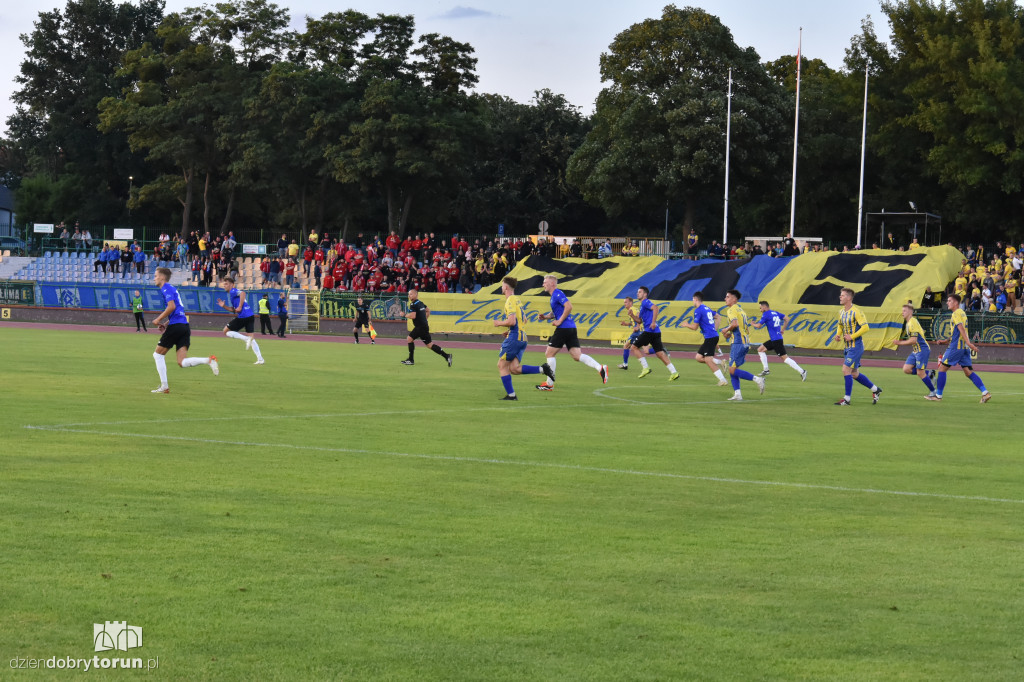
left=2, top=326, right=1023, bottom=680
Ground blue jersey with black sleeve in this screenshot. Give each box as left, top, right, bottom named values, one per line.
left=760, top=310, right=786, bottom=341
left=639, top=298, right=660, bottom=333
left=549, top=288, right=576, bottom=329
left=161, top=283, right=188, bottom=325
left=229, top=287, right=254, bottom=319
left=693, top=303, right=717, bottom=338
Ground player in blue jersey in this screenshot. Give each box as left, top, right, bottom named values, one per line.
left=616, top=296, right=661, bottom=369
left=681, top=291, right=728, bottom=385
left=831, top=287, right=882, bottom=405
left=720, top=290, right=765, bottom=401
left=217, top=277, right=265, bottom=365
left=750, top=300, right=807, bottom=380
left=630, top=286, right=679, bottom=380
left=535, top=274, right=607, bottom=390
left=149, top=267, right=218, bottom=393
left=933, top=293, right=992, bottom=403
left=888, top=302, right=938, bottom=398
left=494, top=276, right=554, bottom=400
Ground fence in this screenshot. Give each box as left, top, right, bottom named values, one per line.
left=915, top=310, right=1023, bottom=344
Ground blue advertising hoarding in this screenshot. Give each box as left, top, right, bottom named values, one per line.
left=38, top=282, right=288, bottom=314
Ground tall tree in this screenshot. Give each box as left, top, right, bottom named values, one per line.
left=568, top=5, right=788, bottom=237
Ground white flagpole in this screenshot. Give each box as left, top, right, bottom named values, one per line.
left=789, top=28, right=802, bottom=238
left=723, top=68, right=733, bottom=246
left=856, top=63, right=869, bottom=249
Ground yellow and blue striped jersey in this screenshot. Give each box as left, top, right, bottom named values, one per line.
left=838, top=306, right=868, bottom=349
left=949, top=308, right=969, bottom=349
left=726, top=303, right=750, bottom=345
left=905, top=316, right=929, bottom=353
left=504, top=295, right=527, bottom=342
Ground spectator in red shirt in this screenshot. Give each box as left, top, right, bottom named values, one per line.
left=386, top=231, right=400, bottom=257
left=314, top=247, right=325, bottom=266
left=284, top=259, right=296, bottom=288
left=351, top=272, right=366, bottom=292
left=260, top=258, right=271, bottom=286
left=302, top=246, right=314, bottom=275
left=322, top=272, right=334, bottom=290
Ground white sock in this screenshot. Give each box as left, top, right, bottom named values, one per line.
left=579, top=353, right=602, bottom=371
left=714, top=369, right=726, bottom=381
left=666, top=363, right=677, bottom=373
left=758, top=351, right=769, bottom=370
left=251, top=340, right=263, bottom=361
left=153, top=352, right=168, bottom=386
left=784, top=357, right=804, bottom=373
left=227, top=331, right=248, bottom=342
left=547, top=357, right=557, bottom=374
left=181, top=357, right=209, bottom=368
left=639, top=357, right=649, bottom=369
left=712, top=358, right=722, bottom=366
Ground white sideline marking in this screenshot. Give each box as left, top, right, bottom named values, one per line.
left=23, top=425, right=1024, bottom=506
left=592, top=386, right=812, bottom=405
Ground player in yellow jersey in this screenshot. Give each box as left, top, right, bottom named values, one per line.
left=933, top=293, right=991, bottom=403
left=493, top=276, right=554, bottom=401
left=888, top=302, right=937, bottom=398
left=831, top=287, right=882, bottom=405
left=720, top=289, right=765, bottom=401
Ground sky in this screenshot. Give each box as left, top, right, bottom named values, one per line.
left=0, top=0, right=891, bottom=133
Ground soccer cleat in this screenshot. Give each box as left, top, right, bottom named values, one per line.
left=638, top=368, right=652, bottom=379
left=354, top=339, right=359, bottom=344
left=980, top=392, right=992, bottom=404
left=617, top=363, right=628, bottom=370
left=759, top=369, right=770, bottom=377
left=717, top=380, right=728, bottom=386
left=600, top=365, right=609, bottom=384
left=254, top=359, right=265, bottom=365
left=669, top=372, right=680, bottom=381
left=401, top=359, right=414, bottom=365
left=535, top=384, right=554, bottom=391
left=800, top=369, right=808, bottom=382
left=371, top=340, right=375, bottom=344
left=447, top=353, right=453, bottom=367
left=209, top=355, right=219, bottom=376
left=925, top=392, right=936, bottom=399
left=727, top=394, right=743, bottom=401
left=151, top=386, right=169, bottom=394
left=500, top=394, right=518, bottom=401
left=755, top=376, right=766, bottom=394
left=930, top=396, right=943, bottom=401
left=834, top=398, right=851, bottom=406
left=872, top=387, right=882, bottom=404
left=245, top=336, right=253, bottom=351
left=541, top=363, right=555, bottom=383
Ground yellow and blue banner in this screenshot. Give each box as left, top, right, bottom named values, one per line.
left=422, top=246, right=965, bottom=350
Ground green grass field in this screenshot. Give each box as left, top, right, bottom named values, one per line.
left=2, top=326, right=1023, bottom=680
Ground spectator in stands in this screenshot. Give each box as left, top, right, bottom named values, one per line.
left=120, top=247, right=132, bottom=277
left=302, top=245, right=313, bottom=276
left=569, top=239, right=583, bottom=258
left=59, top=225, right=70, bottom=249
left=191, top=255, right=202, bottom=282
left=81, top=227, right=92, bottom=250
left=176, top=239, right=188, bottom=269
left=996, top=286, right=1007, bottom=312
left=285, top=258, right=296, bottom=288
left=94, top=245, right=110, bottom=272
left=288, top=239, right=300, bottom=262
left=909, top=238, right=921, bottom=250
left=269, top=257, right=281, bottom=286
left=71, top=227, right=84, bottom=251
left=199, top=233, right=209, bottom=259
left=201, top=258, right=213, bottom=286
left=598, top=240, right=613, bottom=258
left=686, top=229, right=699, bottom=254
left=313, top=262, right=322, bottom=289
left=307, top=229, right=318, bottom=251
left=277, top=234, right=288, bottom=259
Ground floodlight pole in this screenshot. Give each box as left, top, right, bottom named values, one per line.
left=723, top=68, right=733, bottom=246
left=856, top=64, right=868, bottom=248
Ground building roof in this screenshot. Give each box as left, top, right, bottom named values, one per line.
left=0, top=185, right=14, bottom=213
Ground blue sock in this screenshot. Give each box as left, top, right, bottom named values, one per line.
left=501, top=375, right=514, bottom=395
left=922, top=376, right=936, bottom=392
left=622, top=348, right=630, bottom=363
left=647, top=348, right=657, bottom=355
left=735, top=369, right=754, bottom=381
left=844, top=375, right=853, bottom=396
left=855, top=373, right=875, bottom=390
left=936, top=372, right=946, bottom=396
left=521, top=365, right=540, bottom=375
left=731, top=375, right=740, bottom=390
left=968, top=372, right=987, bottom=393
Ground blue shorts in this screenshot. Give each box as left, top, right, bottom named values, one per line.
left=905, top=348, right=931, bottom=371
left=729, top=343, right=749, bottom=369
left=940, top=347, right=973, bottom=368
left=499, top=337, right=528, bottom=363
left=843, top=345, right=864, bottom=369
left=627, top=330, right=642, bottom=346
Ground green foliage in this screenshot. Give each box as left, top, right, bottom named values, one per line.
left=568, top=5, right=788, bottom=238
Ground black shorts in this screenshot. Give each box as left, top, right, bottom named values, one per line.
left=409, top=327, right=432, bottom=344
left=697, top=336, right=719, bottom=357
left=158, top=323, right=191, bottom=350
left=355, top=314, right=370, bottom=328
left=762, top=339, right=787, bottom=357
left=548, top=326, right=581, bottom=350
left=633, top=330, right=665, bottom=354
left=227, top=316, right=255, bottom=333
